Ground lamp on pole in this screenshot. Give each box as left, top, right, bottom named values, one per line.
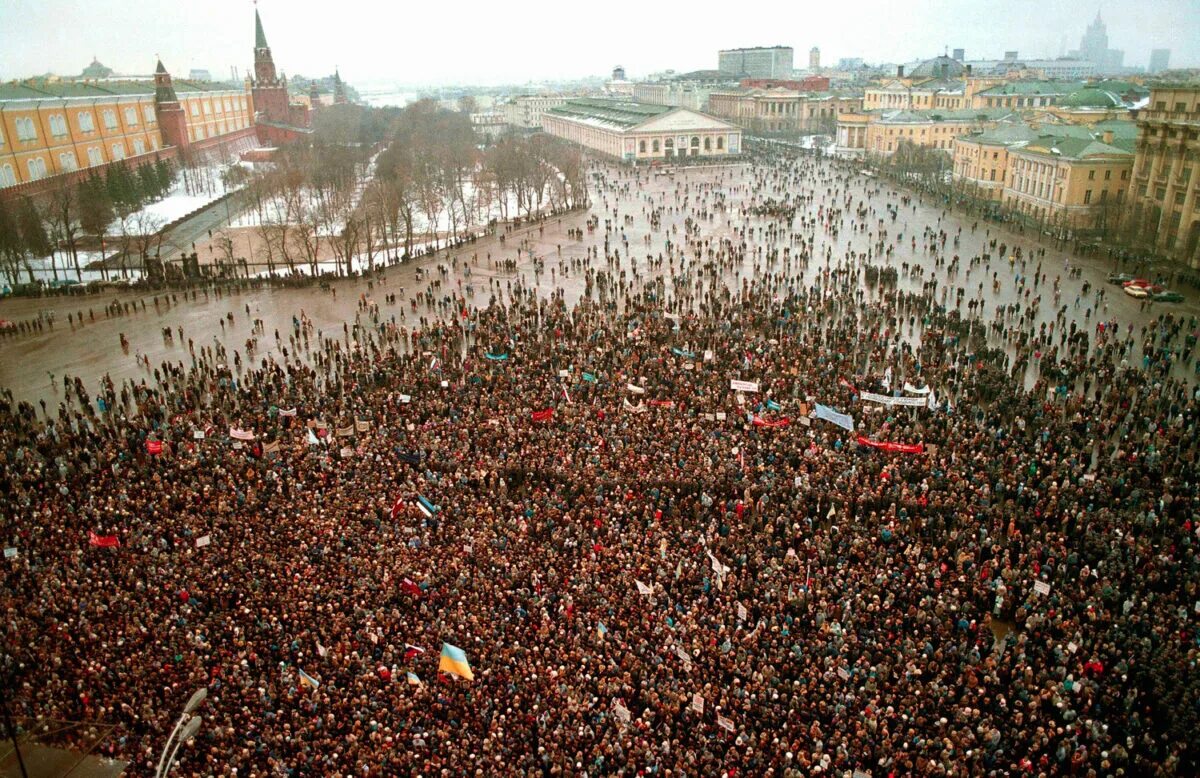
left=154, top=687, right=206, bottom=778
left=159, top=715, right=202, bottom=778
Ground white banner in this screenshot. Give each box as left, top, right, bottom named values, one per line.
left=195, top=535, right=211, bottom=548
left=626, top=383, right=646, bottom=395
left=730, top=379, right=759, bottom=393
left=859, top=392, right=928, bottom=408
left=903, top=382, right=931, bottom=395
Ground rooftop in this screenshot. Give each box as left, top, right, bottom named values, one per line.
left=0, top=78, right=245, bottom=102
left=976, top=80, right=1081, bottom=96
left=547, top=97, right=673, bottom=129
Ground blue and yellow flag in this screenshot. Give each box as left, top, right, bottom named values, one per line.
left=597, top=621, right=609, bottom=640
left=438, top=642, right=474, bottom=681
left=298, top=668, right=321, bottom=689
left=406, top=671, right=422, bottom=686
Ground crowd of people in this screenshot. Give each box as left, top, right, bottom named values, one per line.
left=2, top=145, right=1199, bottom=777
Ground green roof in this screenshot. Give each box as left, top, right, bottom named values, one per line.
left=0, top=78, right=244, bottom=102
left=1019, top=135, right=1133, bottom=160
left=977, top=80, right=1080, bottom=96
left=1059, top=87, right=1123, bottom=108
left=872, top=107, right=1017, bottom=123
left=547, top=98, right=673, bottom=129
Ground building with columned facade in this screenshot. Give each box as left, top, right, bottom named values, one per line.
left=1127, top=85, right=1200, bottom=266
left=542, top=98, right=741, bottom=162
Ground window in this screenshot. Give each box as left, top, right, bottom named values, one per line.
left=0, top=164, right=15, bottom=187
left=1176, top=191, right=1187, bottom=205
left=717, top=137, right=724, bottom=150
left=111, top=142, right=125, bottom=160
left=638, top=140, right=646, bottom=153
left=1099, top=190, right=1107, bottom=203
left=240, top=96, right=247, bottom=110
left=59, top=151, right=77, bottom=171
left=87, top=147, right=103, bottom=166
left=15, top=116, right=38, bottom=141
left=224, top=99, right=232, bottom=112
left=652, top=139, right=659, bottom=152
left=48, top=114, right=68, bottom=137
left=1088, top=170, right=1095, bottom=180
left=704, top=137, right=712, bottom=151
left=1083, top=189, right=1092, bottom=204
left=1104, top=169, right=1111, bottom=181
left=190, top=102, right=199, bottom=116
left=133, top=139, right=146, bottom=155
left=27, top=157, right=47, bottom=180
left=144, top=105, right=156, bottom=123
left=202, top=101, right=210, bottom=114
left=78, top=111, right=95, bottom=132
left=124, top=107, right=138, bottom=125
left=103, top=109, right=118, bottom=129
left=196, top=126, right=205, bottom=140
left=215, top=99, right=223, bottom=114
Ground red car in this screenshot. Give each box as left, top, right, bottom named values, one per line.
left=1123, top=278, right=1151, bottom=288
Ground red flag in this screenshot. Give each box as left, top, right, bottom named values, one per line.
left=531, top=408, right=554, bottom=422
left=401, top=578, right=421, bottom=597
left=146, top=439, right=163, bottom=455
left=88, top=531, right=120, bottom=548
left=390, top=495, right=404, bottom=521
left=404, top=644, right=426, bottom=661
left=855, top=436, right=925, bottom=454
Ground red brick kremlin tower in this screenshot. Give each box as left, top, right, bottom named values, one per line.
left=250, top=9, right=289, bottom=125
left=249, top=8, right=313, bottom=144
left=153, top=59, right=189, bottom=149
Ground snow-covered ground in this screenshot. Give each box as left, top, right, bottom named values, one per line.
left=105, top=155, right=251, bottom=236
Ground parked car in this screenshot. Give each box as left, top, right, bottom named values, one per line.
left=1123, top=278, right=1152, bottom=288
left=1152, top=289, right=1184, bottom=303
left=1107, top=273, right=1134, bottom=285
left=1124, top=285, right=1150, bottom=299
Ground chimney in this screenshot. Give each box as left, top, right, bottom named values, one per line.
left=897, top=65, right=905, bottom=78
left=1102, top=130, right=1113, bottom=144
left=965, top=64, right=973, bottom=77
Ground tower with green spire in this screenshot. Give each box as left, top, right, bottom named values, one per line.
left=250, top=7, right=290, bottom=125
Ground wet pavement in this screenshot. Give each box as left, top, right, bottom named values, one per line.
left=1, top=156, right=1197, bottom=408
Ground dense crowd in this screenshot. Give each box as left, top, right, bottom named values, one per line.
left=2, top=147, right=1199, bottom=778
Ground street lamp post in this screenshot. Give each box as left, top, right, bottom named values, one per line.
left=154, top=687, right=207, bottom=778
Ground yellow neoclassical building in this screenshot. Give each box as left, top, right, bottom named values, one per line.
left=706, top=88, right=862, bottom=134
left=1001, top=133, right=1134, bottom=228
left=836, top=108, right=1017, bottom=156
left=0, top=74, right=253, bottom=189
left=1127, top=85, right=1200, bottom=266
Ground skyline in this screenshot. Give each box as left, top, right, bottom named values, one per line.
left=1, top=0, right=1198, bottom=88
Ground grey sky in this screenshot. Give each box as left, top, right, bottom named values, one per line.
left=1, top=0, right=1197, bottom=87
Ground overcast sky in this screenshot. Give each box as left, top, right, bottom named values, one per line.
left=1, top=0, right=1197, bottom=87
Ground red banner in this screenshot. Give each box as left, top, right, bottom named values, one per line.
left=648, top=400, right=675, bottom=408
left=88, top=531, right=121, bottom=548
left=752, top=415, right=790, bottom=428
left=146, top=440, right=163, bottom=455
left=856, top=436, right=925, bottom=454
left=531, top=409, right=554, bottom=422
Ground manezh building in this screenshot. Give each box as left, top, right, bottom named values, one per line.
left=542, top=98, right=742, bottom=161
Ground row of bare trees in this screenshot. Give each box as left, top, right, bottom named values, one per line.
left=236, top=99, right=587, bottom=278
